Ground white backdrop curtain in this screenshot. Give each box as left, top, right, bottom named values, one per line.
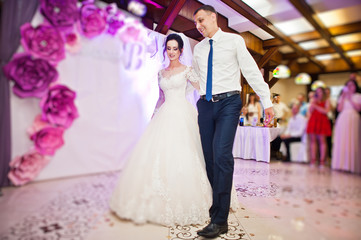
left=10, top=7, right=197, bottom=182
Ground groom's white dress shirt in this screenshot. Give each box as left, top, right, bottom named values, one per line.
left=192, top=28, right=272, bottom=109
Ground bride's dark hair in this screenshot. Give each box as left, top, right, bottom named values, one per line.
left=163, top=33, right=184, bottom=60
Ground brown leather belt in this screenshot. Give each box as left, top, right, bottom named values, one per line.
left=200, top=90, right=240, bottom=102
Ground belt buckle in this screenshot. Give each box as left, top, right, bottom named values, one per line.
left=211, top=96, right=219, bottom=102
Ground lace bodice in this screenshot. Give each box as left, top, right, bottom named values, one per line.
left=158, top=66, right=198, bottom=99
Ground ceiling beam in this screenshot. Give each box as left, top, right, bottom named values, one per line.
left=289, top=0, right=354, bottom=70
left=154, top=0, right=187, bottom=34
left=341, top=41, right=361, bottom=52
left=263, top=38, right=283, bottom=48
left=289, top=31, right=321, bottom=43
left=288, top=21, right=361, bottom=43
left=284, top=41, right=361, bottom=59
left=257, top=47, right=278, bottom=69
left=267, top=77, right=279, bottom=88
left=219, top=0, right=325, bottom=71
left=283, top=52, right=301, bottom=60
left=308, top=46, right=335, bottom=56
left=329, top=21, right=361, bottom=36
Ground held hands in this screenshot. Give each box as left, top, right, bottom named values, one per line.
left=263, top=107, right=275, bottom=125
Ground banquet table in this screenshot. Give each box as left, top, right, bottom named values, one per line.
left=233, top=126, right=281, bottom=163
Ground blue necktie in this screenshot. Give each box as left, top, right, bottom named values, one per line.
left=206, top=39, right=213, bottom=101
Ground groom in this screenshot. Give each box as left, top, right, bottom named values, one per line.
left=192, top=5, right=274, bottom=238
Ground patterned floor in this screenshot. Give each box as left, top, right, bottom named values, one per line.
left=0, top=159, right=360, bottom=240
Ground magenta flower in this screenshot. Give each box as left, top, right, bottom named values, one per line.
left=30, top=126, right=65, bottom=156
left=3, top=53, right=58, bottom=98
left=21, top=23, right=65, bottom=64
left=40, top=0, right=79, bottom=28
left=40, top=84, right=79, bottom=128
left=105, top=3, right=125, bottom=35
left=79, top=3, right=107, bottom=38
left=8, top=151, right=50, bottom=186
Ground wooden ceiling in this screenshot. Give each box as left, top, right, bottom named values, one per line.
left=104, top=0, right=361, bottom=77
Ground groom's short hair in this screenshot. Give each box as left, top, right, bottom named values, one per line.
left=193, top=5, right=217, bottom=17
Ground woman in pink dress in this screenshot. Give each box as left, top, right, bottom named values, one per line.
left=332, top=80, right=361, bottom=174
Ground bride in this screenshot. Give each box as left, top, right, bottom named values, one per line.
left=109, top=33, right=237, bottom=227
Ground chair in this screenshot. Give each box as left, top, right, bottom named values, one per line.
left=280, top=134, right=308, bottom=162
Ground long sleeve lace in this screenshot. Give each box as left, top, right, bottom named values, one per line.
left=185, top=67, right=200, bottom=91
left=152, top=72, right=165, bottom=117
left=185, top=67, right=200, bottom=83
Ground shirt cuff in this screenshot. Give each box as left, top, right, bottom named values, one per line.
left=261, top=98, right=273, bottom=109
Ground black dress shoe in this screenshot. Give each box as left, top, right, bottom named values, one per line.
left=197, top=223, right=228, bottom=238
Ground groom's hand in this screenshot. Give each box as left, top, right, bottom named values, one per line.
left=264, top=107, right=274, bottom=125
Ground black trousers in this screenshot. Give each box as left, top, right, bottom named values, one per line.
left=197, top=94, right=242, bottom=225
left=283, top=137, right=302, bottom=161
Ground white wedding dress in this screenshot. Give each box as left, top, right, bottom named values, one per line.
left=109, top=66, right=238, bottom=227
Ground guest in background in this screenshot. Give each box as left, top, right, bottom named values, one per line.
left=246, top=93, right=262, bottom=126
left=297, top=93, right=308, bottom=117
left=272, top=93, right=290, bottom=123
left=305, top=91, right=315, bottom=118
left=280, top=103, right=307, bottom=162
left=332, top=80, right=361, bottom=174
left=325, top=87, right=336, bottom=161
left=306, top=87, right=332, bottom=167
left=271, top=93, right=290, bottom=159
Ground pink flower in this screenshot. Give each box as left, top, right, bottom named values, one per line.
left=79, top=3, right=107, bottom=38
left=27, top=114, right=52, bottom=136
left=3, top=53, right=58, bottom=98
left=40, top=84, right=79, bottom=128
left=65, top=32, right=81, bottom=53
left=31, top=127, right=65, bottom=156
left=21, top=23, right=65, bottom=64
left=118, top=25, right=141, bottom=43
left=8, top=151, right=50, bottom=186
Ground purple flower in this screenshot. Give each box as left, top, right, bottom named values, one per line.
left=105, top=4, right=125, bottom=35
left=8, top=150, right=50, bottom=186
left=21, top=23, right=65, bottom=64
left=40, top=84, right=79, bottom=128
left=79, top=3, right=107, bottom=38
left=30, top=126, right=65, bottom=156
left=3, top=53, right=58, bottom=98
left=40, top=0, right=79, bottom=28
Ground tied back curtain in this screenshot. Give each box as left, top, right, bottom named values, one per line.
left=0, top=0, right=39, bottom=187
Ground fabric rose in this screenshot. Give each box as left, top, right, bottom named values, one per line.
left=79, top=3, right=107, bottom=38
left=31, top=126, right=65, bottom=156
left=40, top=0, right=79, bottom=28
left=3, top=53, right=58, bottom=98
left=64, top=32, right=81, bottom=53
left=21, top=23, right=65, bottom=64
left=27, top=114, right=52, bottom=136
left=105, top=3, right=125, bottom=35
left=40, top=84, right=79, bottom=128
left=8, top=151, right=50, bottom=186
left=118, top=21, right=146, bottom=43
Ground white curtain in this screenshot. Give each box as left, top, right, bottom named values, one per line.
left=10, top=8, right=197, bottom=181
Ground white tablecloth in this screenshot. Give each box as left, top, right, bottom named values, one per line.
left=233, top=126, right=281, bottom=162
